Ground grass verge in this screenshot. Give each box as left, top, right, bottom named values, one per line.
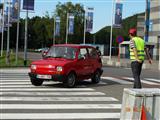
left=0, top=52, right=32, bottom=68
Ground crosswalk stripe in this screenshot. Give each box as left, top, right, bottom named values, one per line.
left=145, top=78, right=160, bottom=83
left=123, top=77, right=159, bottom=85
left=0, top=78, right=30, bottom=83
left=0, top=82, right=30, bottom=85
left=0, top=88, right=94, bottom=91
left=0, top=85, right=36, bottom=87
left=1, top=113, right=120, bottom=119
left=1, top=97, right=118, bottom=101
left=0, top=92, right=105, bottom=96
left=2, top=104, right=121, bottom=109
left=102, top=77, right=132, bottom=84
left=83, top=79, right=107, bottom=85
left=99, top=81, right=107, bottom=85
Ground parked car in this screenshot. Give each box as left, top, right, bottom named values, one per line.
left=28, top=44, right=103, bottom=88
left=35, top=47, right=49, bottom=52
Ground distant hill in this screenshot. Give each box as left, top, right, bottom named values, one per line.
left=94, top=12, right=145, bottom=46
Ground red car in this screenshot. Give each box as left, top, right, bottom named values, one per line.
left=29, top=44, right=103, bottom=87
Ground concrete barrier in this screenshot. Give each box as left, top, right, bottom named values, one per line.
left=120, top=88, right=160, bottom=120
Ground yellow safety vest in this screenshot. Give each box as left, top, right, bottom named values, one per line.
left=130, top=37, right=145, bottom=61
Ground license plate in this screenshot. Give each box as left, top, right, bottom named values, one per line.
left=37, top=74, right=52, bottom=79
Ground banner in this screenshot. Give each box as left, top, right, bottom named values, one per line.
left=86, top=7, right=94, bottom=32
left=55, top=16, right=60, bottom=36
left=5, top=7, right=12, bottom=27
left=0, top=3, right=3, bottom=30
left=23, top=0, right=34, bottom=10
left=68, top=13, right=74, bottom=34
left=114, top=3, right=123, bottom=28
left=12, top=0, right=20, bottom=22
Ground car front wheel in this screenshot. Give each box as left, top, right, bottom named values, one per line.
left=63, top=72, right=76, bottom=88
left=30, top=78, right=43, bottom=86
left=91, top=70, right=101, bottom=84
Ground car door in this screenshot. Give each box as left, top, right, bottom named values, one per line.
left=87, top=47, right=100, bottom=73
left=76, top=47, right=91, bottom=77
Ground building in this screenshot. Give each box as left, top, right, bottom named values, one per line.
left=148, top=0, right=160, bottom=60
left=120, top=0, right=160, bottom=61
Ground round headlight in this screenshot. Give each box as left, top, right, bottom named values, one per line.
left=31, top=64, right=37, bottom=70
left=56, top=66, right=63, bottom=72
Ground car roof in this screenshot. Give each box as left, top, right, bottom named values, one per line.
left=52, top=44, right=96, bottom=49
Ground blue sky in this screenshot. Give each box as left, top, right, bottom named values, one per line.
left=20, top=0, right=146, bottom=33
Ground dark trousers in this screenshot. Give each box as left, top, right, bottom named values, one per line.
left=131, top=61, right=143, bottom=88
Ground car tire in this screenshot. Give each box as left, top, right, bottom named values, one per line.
left=63, top=72, right=76, bottom=88
left=30, top=78, right=43, bottom=86
left=91, top=70, right=101, bottom=84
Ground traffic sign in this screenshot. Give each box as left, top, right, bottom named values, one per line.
left=116, top=36, right=124, bottom=44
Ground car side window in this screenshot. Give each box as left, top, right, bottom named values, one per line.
left=88, top=48, right=97, bottom=58
left=78, top=48, right=88, bottom=59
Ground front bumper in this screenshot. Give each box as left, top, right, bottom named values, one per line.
left=28, top=72, right=67, bottom=82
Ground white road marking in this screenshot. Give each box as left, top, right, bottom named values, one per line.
left=1, top=97, right=118, bottom=101
left=0, top=80, right=29, bottom=82
left=0, top=82, right=30, bottom=85
left=123, top=77, right=159, bottom=85
left=0, top=88, right=94, bottom=91
left=102, top=77, right=132, bottom=84
left=0, top=92, right=105, bottom=96
left=2, top=104, right=121, bottom=109
left=1, top=113, right=120, bottom=119
left=144, top=78, right=160, bottom=83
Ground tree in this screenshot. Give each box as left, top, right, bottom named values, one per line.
left=54, top=2, right=85, bottom=44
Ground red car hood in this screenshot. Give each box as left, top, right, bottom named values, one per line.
left=31, top=58, right=72, bottom=66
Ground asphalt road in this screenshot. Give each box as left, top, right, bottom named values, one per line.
left=1, top=67, right=159, bottom=120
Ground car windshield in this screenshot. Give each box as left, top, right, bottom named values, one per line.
left=46, top=46, right=77, bottom=59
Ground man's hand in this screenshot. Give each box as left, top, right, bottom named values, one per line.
left=148, top=59, right=152, bottom=64
left=136, top=59, right=142, bottom=63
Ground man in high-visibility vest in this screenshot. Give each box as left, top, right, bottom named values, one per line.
left=129, top=28, right=152, bottom=88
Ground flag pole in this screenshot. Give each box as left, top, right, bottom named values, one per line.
left=83, top=7, right=86, bottom=44
left=53, top=16, right=55, bottom=44
left=0, top=0, right=5, bottom=57
left=65, top=13, right=68, bottom=44
left=109, top=0, right=114, bottom=61
left=6, top=0, right=11, bottom=65
left=24, top=8, right=28, bottom=66
left=15, top=0, right=20, bottom=65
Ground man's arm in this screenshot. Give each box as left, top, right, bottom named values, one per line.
left=145, top=47, right=152, bottom=64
